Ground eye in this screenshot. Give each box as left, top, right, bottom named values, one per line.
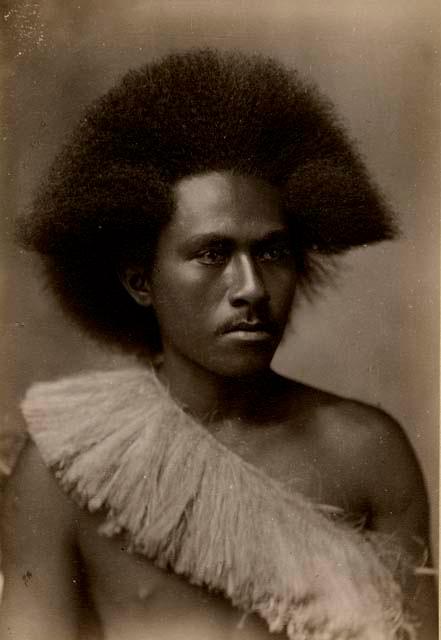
left=195, top=248, right=228, bottom=265
left=257, top=243, right=294, bottom=263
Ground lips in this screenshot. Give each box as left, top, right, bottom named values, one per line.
left=218, top=319, right=276, bottom=338
left=225, top=321, right=273, bottom=333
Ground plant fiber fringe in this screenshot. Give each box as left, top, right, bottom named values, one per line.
left=22, top=367, right=416, bottom=640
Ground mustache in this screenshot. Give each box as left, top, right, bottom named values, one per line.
left=216, top=317, right=278, bottom=336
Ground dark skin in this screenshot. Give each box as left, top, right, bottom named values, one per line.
left=0, top=172, right=437, bottom=639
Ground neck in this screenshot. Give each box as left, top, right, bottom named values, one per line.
left=154, top=352, right=282, bottom=427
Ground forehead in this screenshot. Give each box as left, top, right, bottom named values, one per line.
left=170, top=172, right=285, bottom=239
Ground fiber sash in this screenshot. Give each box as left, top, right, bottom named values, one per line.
left=22, top=367, right=415, bottom=640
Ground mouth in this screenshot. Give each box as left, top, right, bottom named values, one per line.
left=219, top=320, right=276, bottom=342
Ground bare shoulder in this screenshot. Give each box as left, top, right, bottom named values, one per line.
left=282, top=377, right=429, bottom=539
left=315, top=392, right=427, bottom=515
left=286, top=378, right=417, bottom=460
left=307, top=386, right=418, bottom=463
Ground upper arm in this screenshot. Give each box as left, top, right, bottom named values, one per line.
left=347, top=405, right=437, bottom=636
left=0, top=441, right=82, bottom=640
left=360, top=409, right=430, bottom=549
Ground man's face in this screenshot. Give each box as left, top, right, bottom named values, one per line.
left=147, top=171, right=297, bottom=377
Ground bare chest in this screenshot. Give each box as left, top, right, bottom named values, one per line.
left=76, top=509, right=277, bottom=639
left=74, top=434, right=369, bottom=639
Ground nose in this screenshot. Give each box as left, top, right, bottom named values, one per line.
left=228, top=254, right=268, bottom=308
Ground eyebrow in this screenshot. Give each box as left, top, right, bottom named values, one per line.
left=182, top=229, right=291, bottom=252
left=252, top=229, right=292, bottom=247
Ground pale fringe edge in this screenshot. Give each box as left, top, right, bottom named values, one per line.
left=22, top=368, right=418, bottom=640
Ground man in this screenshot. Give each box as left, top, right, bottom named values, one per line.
left=0, top=49, right=436, bottom=639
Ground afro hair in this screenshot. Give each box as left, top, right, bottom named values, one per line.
left=17, top=48, right=397, bottom=355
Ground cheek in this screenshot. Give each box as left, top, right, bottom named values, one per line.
left=150, top=263, right=222, bottom=322
left=267, top=269, right=297, bottom=309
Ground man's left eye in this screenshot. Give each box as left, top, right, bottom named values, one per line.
left=258, top=245, right=293, bottom=262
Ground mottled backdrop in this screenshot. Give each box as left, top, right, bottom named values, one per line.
left=1, top=0, right=439, bottom=559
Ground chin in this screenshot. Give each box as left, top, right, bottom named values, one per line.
left=204, top=348, right=276, bottom=379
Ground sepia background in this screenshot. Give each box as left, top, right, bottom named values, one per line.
left=1, top=0, right=439, bottom=562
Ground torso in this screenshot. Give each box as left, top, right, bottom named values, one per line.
left=73, top=377, right=375, bottom=640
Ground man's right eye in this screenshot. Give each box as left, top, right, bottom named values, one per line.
left=195, top=249, right=227, bottom=265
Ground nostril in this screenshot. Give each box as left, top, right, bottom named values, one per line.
left=229, top=283, right=268, bottom=305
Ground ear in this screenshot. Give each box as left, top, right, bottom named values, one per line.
left=119, top=266, right=152, bottom=308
